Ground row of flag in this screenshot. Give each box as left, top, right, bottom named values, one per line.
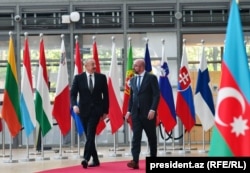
left=0, top=32, right=213, bottom=140
left=1, top=0, right=248, bottom=157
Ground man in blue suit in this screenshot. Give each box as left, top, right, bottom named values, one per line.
left=70, top=58, right=109, bottom=169
left=125, top=58, right=160, bottom=169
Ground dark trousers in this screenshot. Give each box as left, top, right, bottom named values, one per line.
left=81, top=112, right=100, bottom=163
left=131, top=109, right=157, bottom=163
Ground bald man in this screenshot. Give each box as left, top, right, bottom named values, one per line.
left=125, top=58, right=160, bottom=169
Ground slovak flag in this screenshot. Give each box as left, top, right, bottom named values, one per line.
left=176, top=43, right=195, bottom=132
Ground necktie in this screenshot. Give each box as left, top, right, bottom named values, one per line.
left=89, top=74, right=93, bottom=93
left=137, top=76, right=141, bottom=90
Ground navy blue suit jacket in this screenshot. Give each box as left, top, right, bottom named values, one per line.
left=70, top=72, right=109, bottom=118
left=128, top=72, right=160, bottom=118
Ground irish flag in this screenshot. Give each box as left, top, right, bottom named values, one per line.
left=52, top=35, right=71, bottom=136
left=1, top=33, right=22, bottom=137
left=35, top=35, right=53, bottom=137
left=209, top=0, right=250, bottom=156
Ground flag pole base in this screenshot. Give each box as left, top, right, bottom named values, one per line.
left=36, top=156, right=50, bottom=161
left=141, top=151, right=149, bottom=156
left=178, top=150, right=191, bottom=154
left=20, top=158, right=35, bottom=162
left=124, top=152, right=132, bottom=157
left=109, top=147, right=125, bottom=151
left=64, top=150, right=78, bottom=153
left=54, top=155, right=68, bottom=160
left=108, top=152, right=122, bottom=157
left=72, top=155, right=82, bottom=159
left=98, top=152, right=103, bottom=158
left=3, top=159, right=18, bottom=163
left=158, top=151, right=172, bottom=155
left=198, top=149, right=208, bottom=153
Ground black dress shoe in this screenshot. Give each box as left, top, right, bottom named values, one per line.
left=127, top=160, right=139, bottom=169
left=88, top=162, right=100, bottom=167
left=81, top=160, right=88, bottom=169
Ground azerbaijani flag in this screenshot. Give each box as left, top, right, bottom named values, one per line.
left=1, top=33, right=22, bottom=137
left=107, top=38, right=123, bottom=134
left=52, top=35, right=71, bottom=136
left=209, top=0, right=250, bottom=156
left=157, top=41, right=176, bottom=133
left=194, top=43, right=215, bottom=132
left=35, top=35, right=53, bottom=137
left=176, top=43, right=195, bottom=132
left=20, top=34, right=36, bottom=137
left=122, top=39, right=134, bottom=129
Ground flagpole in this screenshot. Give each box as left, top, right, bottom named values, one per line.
left=20, top=137, right=35, bottom=162
left=36, top=136, right=50, bottom=161
left=0, top=122, right=9, bottom=158
left=124, top=126, right=132, bottom=156
left=109, top=132, right=122, bottom=157
left=3, top=132, right=18, bottom=163
left=198, top=130, right=208, bottom=153
left=158, top=124, right=171, bottom=155
left=170, top=128, right=181, bottom=151
left=54, top=132, right=68, bottom=160
left=178, top=125, right=190, bottom=154
left=142, top=133, right=149, bottom=156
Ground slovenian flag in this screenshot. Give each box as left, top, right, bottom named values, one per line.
left=157, top=40, right=177, bottom=132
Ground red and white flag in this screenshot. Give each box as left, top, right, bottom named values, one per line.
left=52, top=35, right=71, bottom=136
left=93, top=37, right=106, bottom=135
left=107, top=37, right=123, bottom=134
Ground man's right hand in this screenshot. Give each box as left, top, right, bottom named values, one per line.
left=73, top=105, right=80, bottom=114
left=125, top=112, right=131, bottom=120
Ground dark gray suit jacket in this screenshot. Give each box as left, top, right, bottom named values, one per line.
left=128, top=72, right=160, bottom=117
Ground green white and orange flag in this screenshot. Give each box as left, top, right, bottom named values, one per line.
left=122, top=38, right=134, bottom=129
left=35, top=35, right=53, bottom=137
left=1, top=33, right=22, bottom=137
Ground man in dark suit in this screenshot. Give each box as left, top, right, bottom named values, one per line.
left=125, top=58, right=160, bottom=169
left=70, top=58, right=109, bottom=169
